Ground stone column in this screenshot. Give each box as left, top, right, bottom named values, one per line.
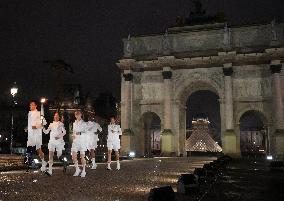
left=122, top=71, right=133, bottom=133
left=162, top=67, right=173, bottom=132
left=120, top=70, right=133, bottom=156
left=270, top=61, right=284, bottom=159
left=161, top=67, right=174, bottom=155
left=222, top=63, right=239, bottom=157
left=270, top=62, right=284, bottom=129
left=223, top=63, right=234, bottom=130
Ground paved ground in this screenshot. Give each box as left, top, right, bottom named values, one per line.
left=202, top=159, right=284, bottom=201
left=0, top=157, right=215, bottom=201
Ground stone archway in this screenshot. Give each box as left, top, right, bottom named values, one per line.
left=139, top=112, right=161, bottom=157
left=237, top=110, right=270, bottom=158
left=173, top=78, right=223, bottom=156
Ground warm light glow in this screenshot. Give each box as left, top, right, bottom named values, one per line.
left=33, top=159, right=39, bottom=164
left=40, top=98, right=47, bottom=103
left=267, top=155, right=273, bottom=160
left=10, top=83, right=18, bottom=97
left=129, top=151, right=136, bottom=158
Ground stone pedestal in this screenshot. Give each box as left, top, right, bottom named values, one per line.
left=161, top=130, right=174, bottom=156
left=274, top=129, right=284, bottom=160
left=222, top=130, right=240, bottom=158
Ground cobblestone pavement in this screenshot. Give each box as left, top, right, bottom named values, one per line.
left=0, top=157, right=215, bottom=201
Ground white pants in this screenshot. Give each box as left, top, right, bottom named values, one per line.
left=71, top=135, right=88, bottom=153
left=87, top=134, right=98, bottom=150
left=107, top=139, right=120, bottom=151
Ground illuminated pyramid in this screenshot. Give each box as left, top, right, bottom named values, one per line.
left=185, top=118, right=222, bottom=152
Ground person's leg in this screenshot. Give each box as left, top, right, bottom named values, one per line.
left=48, top=150, right=54, bottom=175
left=80, top=151, right=86, bottom=177
left=37, top=147, right=47, bottom=172
left=107, top=149, right=112, bottom=170
left=72, top=151, right=81, bottom=176
left=90, top=149, right=97, bottom=169
left=115, top=150, right=120, bottom=170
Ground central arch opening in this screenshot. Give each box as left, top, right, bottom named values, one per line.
left=142, top=112, right=161, bottom=157
left=185, top=90, right=221, bottom=155
left=239, top=110, right=267, bottom=158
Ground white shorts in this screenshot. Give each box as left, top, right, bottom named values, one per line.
left=48, top=140, right=65, bottom=152
left=87, top=134, right=98, bottom=150
left=71, top=135, right=88, bottom=153
left=27, top=133, right=42, bottom=150
left=107, top=139, right=120, bottom=151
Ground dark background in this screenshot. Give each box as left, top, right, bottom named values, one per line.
left=1, top=0, right=283, bottom=105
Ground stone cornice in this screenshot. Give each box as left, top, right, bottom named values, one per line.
left=117, top=48, right=284, bottom=71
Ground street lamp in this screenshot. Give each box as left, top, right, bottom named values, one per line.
left=10, top=82, right=18, bottom=154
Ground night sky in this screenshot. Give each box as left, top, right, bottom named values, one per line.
left=1, top=0, right=284, bottom=105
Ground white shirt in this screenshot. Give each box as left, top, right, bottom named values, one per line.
left=43, top=121, right=66, bottom=142
left=28, top=110, right=42, bottom=135
left=86, top=121, right=102, bottom=135
left=107, top=124, right=122, bottom=141
left=73, top=119, right=87, bottom=136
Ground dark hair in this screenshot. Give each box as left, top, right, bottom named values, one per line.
left=29, top=100, right=38, bottom=106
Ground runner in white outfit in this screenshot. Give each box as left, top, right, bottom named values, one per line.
left=86, top=113, right=102, bottom=169
left=43, top=112, right=66, bottom=175
left=27, top=101, right=47, bottom=172
left=71, top=110, right=88, bottom=177
left=107, top=116, right=122, bottom=170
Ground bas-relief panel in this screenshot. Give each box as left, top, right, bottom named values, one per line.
left=141, top=83, right=163, bottom=101
left=233, top=78, right=271, bottom=98
left=173, top=68, right=223, bottom=93
left=172, top=33, right=223, bottom=52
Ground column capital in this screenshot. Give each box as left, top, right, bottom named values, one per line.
left=270, top=64, right=282, bottom=74
left=123, top=73, right=133, bottom=81
left=162, top=71, right=172, bottom=79
left=223, top=67, right=233, bottom=76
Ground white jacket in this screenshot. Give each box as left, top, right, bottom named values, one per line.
left=43, top=121, right=66, bottom=143
left=107, top=124, right=122, bottom=141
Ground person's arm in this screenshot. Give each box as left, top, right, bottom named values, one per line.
left=97, top=123, right=103, bottom=132
left=108, top=125, right=111, bottom=135
left=118, top=126, right=122, bottom=136
left=56, top=124, right=66, bottom=139
left=42, top=125, right=51, bottom=134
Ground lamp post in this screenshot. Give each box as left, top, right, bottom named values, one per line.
left=10, top=82, right=18, bottom=154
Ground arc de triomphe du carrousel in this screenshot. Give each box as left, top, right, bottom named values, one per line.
left=117, top=21, right=284, bottom=159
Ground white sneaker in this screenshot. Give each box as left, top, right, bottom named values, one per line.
left=106, top=163, right=112, bottom=170
left=40, top=161, right=47, bottom=172
left=80, top=171, right=86, bottom=178
left=73, top=168, right=81, bottom=177
left=116, top=163, right=120, bottom=170
left=91, top=163, right=97, bottom=170
left=47, top=169, right=52, bottom=176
